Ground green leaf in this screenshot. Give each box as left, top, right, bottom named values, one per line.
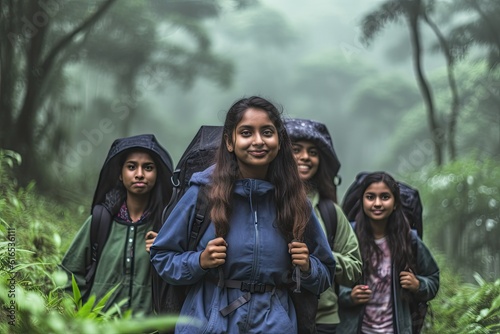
left=92, top=283, right=121, bottom=314
left=106, top=315, right=193, bottom=333
left=71, top=274, right=82, bottom=309
left=490, top=293, right=500, bottom=312
left=77, top=294, right=96, bottom=317
left=473, top=272, right=486, bottom=286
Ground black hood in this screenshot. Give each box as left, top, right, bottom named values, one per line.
left=284, top=118, right=341, bottom=179
left=91, top=134, right=174, bottom=213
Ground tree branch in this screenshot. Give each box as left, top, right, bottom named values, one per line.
left=468, top=0, right=500, bottom=67
left=406, top=0, right=442, bottom=165
left=423, top=13, right=460, bottom=161
left=41, top=0, right=118, bottom=74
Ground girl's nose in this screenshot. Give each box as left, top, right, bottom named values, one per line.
left=253, top=134, right=264, bottom=145
left=135, top=168, right=144, bottom=178
left=301, top=151, right=310, bottom=160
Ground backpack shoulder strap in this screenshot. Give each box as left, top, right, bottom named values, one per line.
left=317, top=198, right=340, bottom=295
left=84, top=205, right=112, bottom=285
left=188, top=185, right=211, bottom=251
left=317, top=198, right=337, bottom=250
left=410, top=229, right=419, bottom=260
left=151, top=185, right=211, bottom=315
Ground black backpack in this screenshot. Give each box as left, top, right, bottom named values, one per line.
left=152, top=125, right=223, bottom=316
left=341, top=172, right=424, bottom=238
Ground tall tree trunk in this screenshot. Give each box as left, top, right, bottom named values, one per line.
left=11, top=1, right=47, bottom=180
left=423, top=14, right=460, bottom=161
left=406, top=0, right=443, bottom=166
left=11, top=0, right=118, bottom=185
left=0, top=0, right=17, bottom=147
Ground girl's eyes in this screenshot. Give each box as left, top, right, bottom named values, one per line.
left=365, top=194, right=392, bottom=200
left=239, top=129, right=275, bottom=137
left=262, top=129, right=274, bottom=137
left=291, top=146, right=318, bottom=156
left=126, top=164, right=155, bottom=171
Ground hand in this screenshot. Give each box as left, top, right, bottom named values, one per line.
left=351, top=285, right=372, bottom=305
left=200, top=237, right=227, bottom=269
left=400, top=269, right=420, bottom=293
left=145, top=231, right=157, bottom=253
left=288, top=241, right=310, bottom=273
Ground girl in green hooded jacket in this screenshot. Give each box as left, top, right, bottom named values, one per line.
left=60, top=134, right=173, bottom=315
left=285, top=118, right=362, bottom=334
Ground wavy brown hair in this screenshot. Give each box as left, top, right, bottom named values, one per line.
left=209, top=96, right=310, bottom=242
left=354, top=172, right=416, bottom=278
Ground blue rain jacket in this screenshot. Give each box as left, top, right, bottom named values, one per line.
left=151, top=166, right=335, bottom=333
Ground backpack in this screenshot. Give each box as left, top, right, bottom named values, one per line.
left=340, top=171, right=424, bottom=239
left=152, top=125, right=223, bottom=316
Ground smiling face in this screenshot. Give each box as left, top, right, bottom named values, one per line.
left=226, top=107, right=280, bottom=179
left=120, top=151, right=157, bottom=198
left=292, top=140, right=320, bottom=182
left=362, top=181, right=395, bottom=225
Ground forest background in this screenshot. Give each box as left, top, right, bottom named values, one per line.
left=1, top=0, right=499, bottom=333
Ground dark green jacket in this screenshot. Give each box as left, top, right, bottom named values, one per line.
left=60, top=215, right=155, bottom=315
left=337, top=233, right=439, bottom=334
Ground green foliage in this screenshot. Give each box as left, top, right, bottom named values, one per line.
left=0, top=149, right=85, bottom=294
left=0, top=150, right=184, bottom=333
left=405, top=156, right=500, bottom=281
left=427, top=268, right=500, bottom=334
left=0, top=270, right=181, bottom=333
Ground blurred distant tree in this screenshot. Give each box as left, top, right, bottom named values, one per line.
left=384, top=61, right=500, bottom=176
left=422, top=5, right=461, bottom=161
left=361, top=0, right=500, bottom=165
left=293, top=53, right=376, bottom=113
left=348, top=74, right=421, bottom=124
left=446, top=0, right=500, bottom=69
left=360, top=0, right=444, bottom=166
left=444, top=0, right=500, bottom=159
left=0, top=0, right=250, bottom=190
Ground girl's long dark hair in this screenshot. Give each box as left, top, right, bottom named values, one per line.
left=305, top=151, right=338, bottom=203
left=210, top=96, right=311, bottom=241
left=354, top=172, right=415, bottom=278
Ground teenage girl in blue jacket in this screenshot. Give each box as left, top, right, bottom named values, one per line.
left=151, top=96, right=335, bottom=333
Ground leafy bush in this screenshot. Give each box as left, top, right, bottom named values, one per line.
left=427, top=271, right=500, bottom=333
left=0, top=267, right=182, bottom=333
left=407, top=157, right=500, bottom=281
left=0, top=150, right=184, bottom=333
